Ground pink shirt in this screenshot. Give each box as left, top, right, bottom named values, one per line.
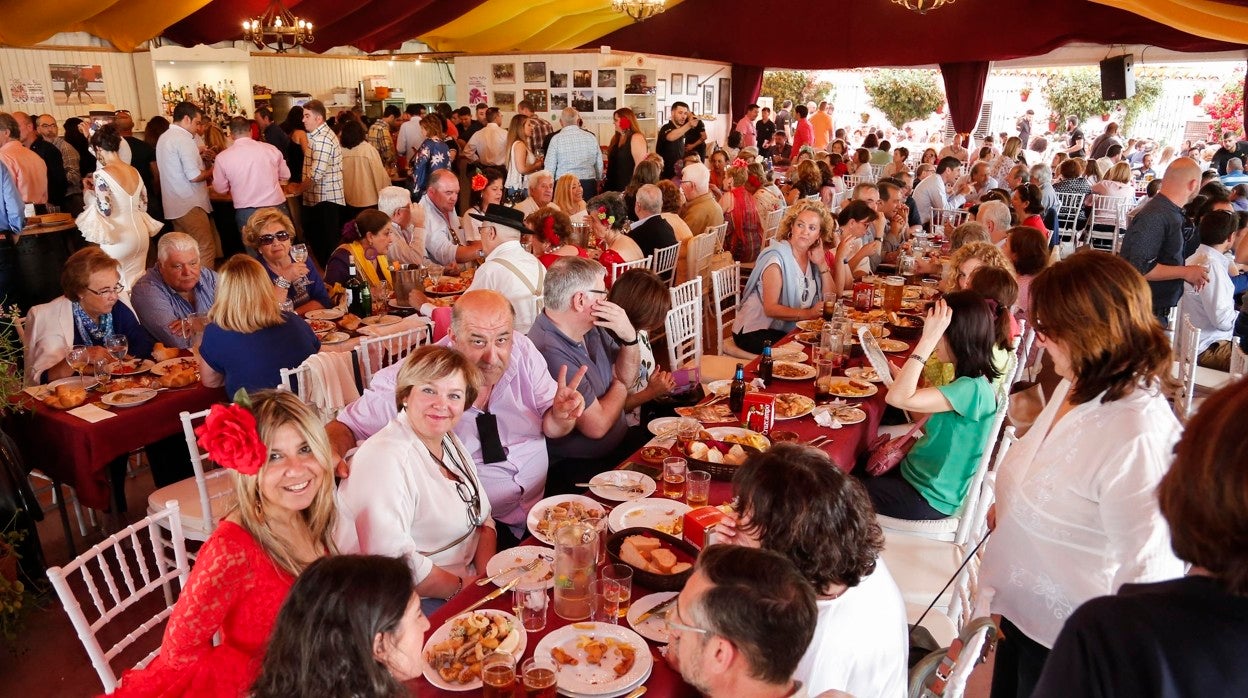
left=791, top=118, right=814, bottom=157
left=735, top=116, right=757, bottom=148
left=0, top=140, right=48, bottom=204
left=211, top=137, right=289, bottom=209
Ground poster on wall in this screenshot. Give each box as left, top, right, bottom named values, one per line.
left=597, top=70, right=617, bottom=88
left=550, top=72, right=568, bottom=88
left=8, top=78, right=46, bottom=104
left=495, top=91, right=516, bottom=109
left=550, top=93, right=569, bottom=111
left=467, top=76, right=489, bottom=106
left=49, top=64, right=103, bottom=105
left=523, top=89, right=548, bottom=112
left=492, top=63, right=516, bottom=84
left=571, top=90, right=594, bottom=113
left=656, top=79, right=667, bottom=100
left=523, top=62, right=546, bottom=83
left=703, top=85, right=714, bottom=115
left=687, top=75, right=699, bottom=96
left=718, top=78, right=732, bottom=115
left=597, top=94, right=617, bottom=112
left=670, top=73, right=683, bottom=95
left=573, top=70, right=592, bottom=88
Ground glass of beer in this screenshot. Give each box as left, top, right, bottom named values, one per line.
left=686, top=470, right=712, bottom=507
left=482, top=652, right=517, bottom=698
left=601, top=564, right=633, bottom=618
left=882, top=276, right=905, bottom=312
left=675, top=419, right=700, bottom=452
left=592, top=579, right=621, bottom=623
left=814, top=358, right=837, bottom=402
left=521, top=657, right=558, bottom=698
left=662, top=457, right=688, bottom=500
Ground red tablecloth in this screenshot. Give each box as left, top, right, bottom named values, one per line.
left=8, top=383, right=225, bottom=509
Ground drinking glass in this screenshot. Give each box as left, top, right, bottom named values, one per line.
left=290, top=244, right=309, bottom=265
left=600, top=564, right=633, bottom=618
left=662, top=457, right=688, bottom=500
left=882, top=276, right=905, bottom=312
left=92, top=357, right=112, bottom=391
left=105, top=335, right=128, bottom=362
left=591, top=579, right=620, bottom=623
left=67, top=345, right=89, bottom=382
left=481, top=652, right=517, bottom=698
left=686, top=470, right=712, bottom=507
left=520, top=656, right=558, bottom=698
left=513, top=584, right=549, bottom=632
left=675, top=419, right=700, bottom=452
left=814, top=358, right=837, bottom=403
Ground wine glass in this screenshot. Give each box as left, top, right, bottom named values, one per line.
left=92, top=357, right=113, bottom=391
left=105, top=335, right=128, bottom=363
left=290, top=244, right=309, bottom=265
left=67, top=345, right=89, bottom=383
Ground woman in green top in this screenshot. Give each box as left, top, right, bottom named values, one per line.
left=863, top=291, right=1001, bottom=520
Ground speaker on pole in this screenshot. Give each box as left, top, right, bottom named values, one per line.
left=1100, top=55, right=1135, bottom=101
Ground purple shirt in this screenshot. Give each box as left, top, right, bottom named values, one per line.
left=337, top=333, right=558, bottom=527
left=212, top=137, right=290, bottom=209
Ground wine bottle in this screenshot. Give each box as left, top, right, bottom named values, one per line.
left=345, top=259, right=367, bottom=316
left=758, top=341, right=774, bottom=387
left=729, top=363, right=747, bottom=414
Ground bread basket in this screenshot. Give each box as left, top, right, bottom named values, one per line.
left=606, top=527, right=698, bottom=592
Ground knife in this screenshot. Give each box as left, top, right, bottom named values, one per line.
left=461, top=577, right=519, bottom=614
left=623, top=687, right=647, bottom=698
left=635, top=596, right=679, bottom=624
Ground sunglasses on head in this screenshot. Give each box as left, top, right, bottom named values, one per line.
left=257, top=231, right=291, bottom=245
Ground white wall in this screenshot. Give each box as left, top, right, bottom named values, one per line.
left=0, top=46, right=147, bottom=121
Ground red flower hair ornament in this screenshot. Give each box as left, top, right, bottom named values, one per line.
left=542, top=216, right=561, bottom=246
left=194, top=389, right=267, bottom=476
left=471, top=172, right=489, bottom=192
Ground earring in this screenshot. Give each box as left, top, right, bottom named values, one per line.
left=364, top=246, right=379, bottom=261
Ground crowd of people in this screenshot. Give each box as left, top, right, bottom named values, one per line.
left=8, top=95, right=1248, bottom=698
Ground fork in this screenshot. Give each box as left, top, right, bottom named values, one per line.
left=809, top=435, right=832, bottom=448
left=475, top=557, right=544, bottom=587
left=576, top=480, right=645, bottom=494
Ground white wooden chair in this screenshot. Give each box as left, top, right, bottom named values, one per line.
left=670, top=276, right=703, bottom=311
left=929, top=208, right=970, bottom=236
left=908, top=617, right=999, bottom=698
left=804, top=193, right=820, bottom=202
left=868, top=163, right=885, bottom=182
left=665, top=299, right=703, bottom=373
left=1172, top=314, right=1200, bottom=421
left=830, top=189, right=849, bottom=213
left=710, top=262, right=756, bottom=361
left=761, top=207, right=784, bottom=238
left=685, top=231, right=718, bottom=287
left=1085, top=194, right=1132, bottom=251
left=356, top=324, right=430, bottom=387
left=147, top=409, right=235, bottom=543
left=1054, top=191, right=1086, bottom=254
left=1231, top=338, right=1247, bottom=381
left=705, top=222, right=728, bottom=254
left=610, top=256, right=652, bottom=286
left=650, top=242, right=681, bottom=287
left=843, top=174, right=866, bottom=191
left=47, top=500, right=191, bottom=694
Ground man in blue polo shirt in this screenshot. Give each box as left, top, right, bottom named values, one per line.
left=131, top=232, right=218, bottom=348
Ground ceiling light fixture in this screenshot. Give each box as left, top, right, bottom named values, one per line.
left=892, top=0, right=954, bottom=14
left=611, top=0, right=666, bottom=22
left=242, top=0, right=314, bottom=53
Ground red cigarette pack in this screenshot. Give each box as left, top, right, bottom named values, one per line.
left=740, top=393, right=776, bottom=435
left=684, top=506, right=731, bottom=550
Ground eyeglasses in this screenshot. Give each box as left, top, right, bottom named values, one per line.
left=257, top=231, right=292, bottom=246
left=664, top=606, right=711, bottom=638
left=86, top=283, right=124, bottom=297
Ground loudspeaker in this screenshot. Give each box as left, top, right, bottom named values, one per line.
left=1100, top=55, right=1135, bottom=101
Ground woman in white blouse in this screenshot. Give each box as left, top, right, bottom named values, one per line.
left=981, top=251, right=1185, bottom=698
left=336, top=345, right=496, bottom=614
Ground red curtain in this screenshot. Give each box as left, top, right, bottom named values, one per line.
left=731, top=64, right=764, bottom=123
left=940, top=61, right=990, bottom=136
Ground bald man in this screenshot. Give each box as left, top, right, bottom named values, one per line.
left=1121, top=156, right=1209, bottom=324
left=328, top=289, right=585, bottom=547
left=544, top=107, right=603, bottom=198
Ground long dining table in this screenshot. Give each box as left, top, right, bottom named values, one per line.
left=408, top=323, right=913, bottom=697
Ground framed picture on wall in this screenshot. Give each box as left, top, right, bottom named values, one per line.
left=671, top=73, right=683, bottom=95
left=597, top=94, right=617, bottom=112
left=495, top=91, right=516, bottom=109
left=523, top=62, right=546, bottom=83
left=492, top=63, right=515, bottom=84
left=50, top=64, right=104, bottom=106
left=656, top=79, right=667, bottom=100
left=686, top=75, right=699, bottom=96
left=573, top=70, right=592, bottom=88
left=572, top=90, right=594, bottom=112
left=692, top=101, right=701, bottom=115
left=659, top=108, right=666, bottom=124
left=523, top=89, right=548, bottom=112
left=550, top=71, right=568, bottom=88
left=597, top=70, right=617, bottom=88
left=718, top=78, right=732, bottom=114
left=703, top=85, right=714, bottom=114
left=550, top=93, right=570, bottom=110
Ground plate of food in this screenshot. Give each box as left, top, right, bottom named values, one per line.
left=150, top=357, right=198, bottom=376
left=535, top=622, right=651, bottom=696
left=108, top=358, right=155, bottom=376
left=646, top=416, right=682, bottom=438
left=672, top=403, right=736, bottom=424
left=704, top=380, right=757, bottom=398
left=852, top=323, right=890, bottom=338
left=877, top=338, right=910, bottom=353
left=422, top=609, right=527, bottom=691
left=793, top=331, right=822, bottom=346
left=845, top=308, right=887, bottom=323
left=306, top=318, right=337, bottom=335
left=771, top=361, right=817, bottom=381
left=637, top=445, right=671, bottom=464
left=704, top=427, right=770, bottom=450
left=361, top=314, right=402, bottom=327
left=320, top=331, right=351, bottom=344
left=680, top=439, right=755, bottom=469
left=795, top=319, right=825, bottom=332
left=626, top=591, right=678, bottom=644
left=825, top=377, right=879, bottom=398
left=774, top=393, right=816, bottom=420
left=608, top=498, right=691, bottom=535
left=830, top=405, right=867, bottom=425
left=484, top=545, right=555, bottom=589
left=527, top=495, right=605, bottom=546
left=304, top=308, right=344, bottom=321
left=388, top=298, right=414, bottom=310
left=845, top=366, right=885, bottom=383
left=101, top=387, right=159, bottom=408
left=770, top=343, right=807, bottom=362
left=589, top=471, right=657, bottom=501
left=424, top=277, right=469, bottom=296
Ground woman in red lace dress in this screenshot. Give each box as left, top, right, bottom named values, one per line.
left=527, top=206, right=588, bottom=268
left=721, top=162, right=765, bottom=263
left=113, top=390, right=340, bottom=697
left=588, top=192, right=642, bottom=288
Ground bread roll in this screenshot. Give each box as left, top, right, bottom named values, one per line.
left=151, top=343, right=180, bottom=362
left=339, top=313, right=362, bottom=331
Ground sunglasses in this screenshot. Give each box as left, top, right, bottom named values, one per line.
left=257, top=231, right=291, bottom=246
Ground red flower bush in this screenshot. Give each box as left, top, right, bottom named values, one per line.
left=1204, top=78, right=1245, bottom=140
left=194, top=403, right=266, bottom=475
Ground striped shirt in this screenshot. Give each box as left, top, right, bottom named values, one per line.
left=527, top=116, right=555, bottom=154
left=303, top=123, right=344, bottom=205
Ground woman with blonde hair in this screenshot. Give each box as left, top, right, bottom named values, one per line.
left=554, top=173, right=588, bottom=220
left=1091, top=161, right=1135, bottom=199
left=606, top=107, right=647, bottom=192
left=992, top=136, right=1024, bottom=184
left=503, top=115, right=543, bottom=199
left=246, top=207, right=332, bottom=314
left=337, top=346, right=496, bottom=615
left=197, top=255, right=320, bottom=395
left=112, top=389, right=339, bottom=697
left=785, top=158, right=823, bottom=205
left=409, top=114, right=451, bottom=202
left=942, top=240, right=1014, bottom=292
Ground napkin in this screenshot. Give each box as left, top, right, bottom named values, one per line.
left=67, top=403, right=117, bottom=423
left=812, top=406, right=844, bottom=430
left=749, top=378, right=765, bottom=390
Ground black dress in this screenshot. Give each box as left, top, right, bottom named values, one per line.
left=284, top=131, right=305, bottom=184
left=605, top=138, right=636, bottom=192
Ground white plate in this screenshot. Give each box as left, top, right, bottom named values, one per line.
left=101, top=388, right=158, bottom=408
left=320, top=331, right=351, bottom=344
left=704, top=427, right=771, bottom=449
left=627, top=591, right=678, bottom=644
left=704, top=380, right=759, bottom=398
left=588, top=471, right=657, bottom=502
left=608, top=498, right=691, bottom=535
left=825, top=377, right=879, bottom=398
left=771, top=361, right=817, bottom=381
left=830, top=405, right=867, bottom=425
left=560, top=665, right=654, bottom=698
left=108, top=358, right=155, bottom=376
left=877, top=338, right=910, bottom=353
left=484, top=545, right=555, bottom=589
left=421, top=609, right=527, bottom=692
left=304, top=308, right=344, bottom=320
left=646, top=416, right=683, bottom=437
left=526, top=494, right=605, bottom=546
left=845, top=366, right=885, bottom=383
left=361, top=314, right=402, bottom=327
left=770, top=343, right=807, bottom=362
left=773, top=394, right=816, bottom=420
left=45, top=375, right=98, bottom=393
left=534, top=622, right=652, bottom=696
left=151, top=357, right=198, bottom=376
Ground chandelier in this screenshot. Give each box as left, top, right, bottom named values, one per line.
left=242, top=0, right=314, bottom=52
left=893, top=0, right=954, bottom=14
left=611, top=0, right=666, bottom=22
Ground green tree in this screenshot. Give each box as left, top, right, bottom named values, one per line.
left=1041, top=68, right=1110, bottom=124
left=1119, top=75, right=1162, bottom=133
left=761, top=70, right=834, bottom=107
left=862, top=69, right=944, bottom=128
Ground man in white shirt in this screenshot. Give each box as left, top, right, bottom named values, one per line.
left=419, top=169, right=482, bottom=267
left=544, top=108, right=603, bottom=198
left=977, top=200, right=1013, bottom=247
left=379, top=185, right=425, bottom=266
left=912, top=156, right=971, bottom=226
left=395, top=103, right=426, bottom=166
left=156, top=101, right=219, bottom=269
left=463, top=107, right=507, bottom=167
left=1183, top=210, right=1239, bottom=370
left=462, top=205, right=545, bottom=333
left=513, top=170, right=556, bottom=217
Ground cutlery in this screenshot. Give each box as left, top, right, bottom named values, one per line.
left=808, top=435, right=830, bottom=448
left=462, top=578, right=518, bottom=613
left=635, top=596, right=679, bottom=624
left=701, top=393, right=728, bottom=406
left=576, top=480, right=645, bottom=494
left=623, top=686, right=648, bottom=698
left=476, top=557, right=543, bottom=587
